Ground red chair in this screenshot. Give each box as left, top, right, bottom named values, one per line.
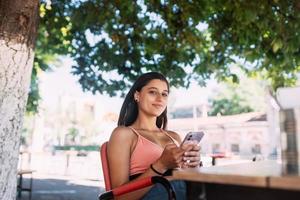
left=98, top=142, right=176, bottom=200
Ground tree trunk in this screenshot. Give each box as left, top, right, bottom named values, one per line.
left=0, top=0, right=39, bottom=199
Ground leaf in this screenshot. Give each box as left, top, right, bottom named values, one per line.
left=271, top=38, right=283, bottom=53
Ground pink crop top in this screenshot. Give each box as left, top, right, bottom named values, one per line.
left=129, top=127, right=179, bottom=176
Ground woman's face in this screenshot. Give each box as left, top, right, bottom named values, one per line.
left=135, top=79, right=169, bottom=117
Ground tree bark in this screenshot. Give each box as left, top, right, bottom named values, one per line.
left=0, top=0, right=39, bottom=199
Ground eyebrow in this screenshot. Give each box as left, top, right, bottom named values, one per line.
left=147, top=87, right=169, bottom=93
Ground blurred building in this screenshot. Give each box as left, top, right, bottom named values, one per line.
left=29, top=93, right=118, bottom=152
left=169, top=111, right=271, bottom=157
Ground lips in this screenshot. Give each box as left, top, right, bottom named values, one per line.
left=152, top=104, right=164, bottom=108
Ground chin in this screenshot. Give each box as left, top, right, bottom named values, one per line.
left=149, top=112, right=161, bottom=117
left=154, top=110, right=165, bottom=117
left=144, top=106, right=166, bottom=117
left=147, top=110, right=163, bottom=117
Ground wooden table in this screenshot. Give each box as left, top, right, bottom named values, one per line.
left=173, top=160, right=300, bottom=200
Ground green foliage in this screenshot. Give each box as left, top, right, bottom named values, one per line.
left=209, top=94, right=254, bottom=116
left=26, top=50, right=58, bottom=114
left=28, top=0, right=300, bottom=112
left=26, top=66, right=40, bottom=114
left=54, top=145, right=98, bottom=151
left=67, top=127, right=79, bottom=142
left=26, top=1, right=73, bottom=113
left=208, top=67, right=267, bottom=116
left=204, top=0, right=300, bottom=90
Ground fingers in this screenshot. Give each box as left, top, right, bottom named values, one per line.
left=182, top=156, right=201, bottom=167
left=181, top=142, right=195, bottom=151
left=163, top=143, right=201, bottom=169
left=192, top=144, right=201, bottom=151
left=184, top=150, right=200, bottom=157
left=186, top=160, right=201, bottom=167
left=161, top=144, right=186, bottom=168
left=160, top=141, right=201, bottom=169
left=182, top=150, right=201, bottom=168
left=183, top=155, right=200, bottom=163
left=181, top=141, right=201, bottom=151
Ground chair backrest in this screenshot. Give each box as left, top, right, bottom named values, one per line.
left=100, top=142, right=112, bottom=191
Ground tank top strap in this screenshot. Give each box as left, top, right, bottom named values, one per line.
left=128, top=126, right=141, bottom=137
left=160, top=129, right=180, bottom=147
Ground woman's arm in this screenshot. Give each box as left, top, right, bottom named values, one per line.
left=107, top=126, right=132, bottom=188
left=108, top=126, right=153, bottom=200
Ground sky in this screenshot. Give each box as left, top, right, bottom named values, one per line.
left=39, top=57, right=219, bottom=115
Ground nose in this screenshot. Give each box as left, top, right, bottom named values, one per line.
left=156, top=93, right=164, bottom=101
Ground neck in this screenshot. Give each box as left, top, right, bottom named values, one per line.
left=132, top=113, right=160, bottom=131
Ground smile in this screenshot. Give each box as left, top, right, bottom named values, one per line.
left=152, top=104, right=164, bottom=108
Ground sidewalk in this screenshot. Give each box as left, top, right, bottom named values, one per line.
left=19, top=151, right=102, bottom=180
left=18, top=151, right=105, bottom=200
left=18, top=173, right=105, bottom=200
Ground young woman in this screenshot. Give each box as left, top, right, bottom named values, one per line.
left=107, top=72, right=201, bottom=199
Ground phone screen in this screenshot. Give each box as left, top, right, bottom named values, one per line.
left=181, top=131, right=204, bottom=146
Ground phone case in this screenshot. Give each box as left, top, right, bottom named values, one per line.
left=182, top=131, right=204, bottom=145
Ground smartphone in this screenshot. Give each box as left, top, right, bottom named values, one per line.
left=181, top=131, right=205, bottom=146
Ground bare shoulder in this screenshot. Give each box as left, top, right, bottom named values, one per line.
left=111, top=126, right=133, bottom=135
left=110, top=126, right=135, bottom=142
left=165, top=130, right=182, bottom=143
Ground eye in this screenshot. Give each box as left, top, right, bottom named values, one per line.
left=149, top=90, right=157, bottom=95
left=162, top=92, right=169, bottom=97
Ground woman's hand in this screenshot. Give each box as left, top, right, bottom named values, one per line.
left=181, top=142, right=201, bottom=168
left=153, top=143, right=185, bottom=173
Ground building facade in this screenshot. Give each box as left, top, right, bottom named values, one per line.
left=168, top=112, right=274, bottom=157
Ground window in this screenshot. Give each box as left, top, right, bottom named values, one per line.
left=231, top=144, right=240, bottom=153
left=252, top=144, right=261, bottom=154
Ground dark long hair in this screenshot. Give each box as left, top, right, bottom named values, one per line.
left=117, top=72, right=169, bottom=129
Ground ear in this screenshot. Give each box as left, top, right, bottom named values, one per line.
left=134, top=91, right=140, bottom=102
